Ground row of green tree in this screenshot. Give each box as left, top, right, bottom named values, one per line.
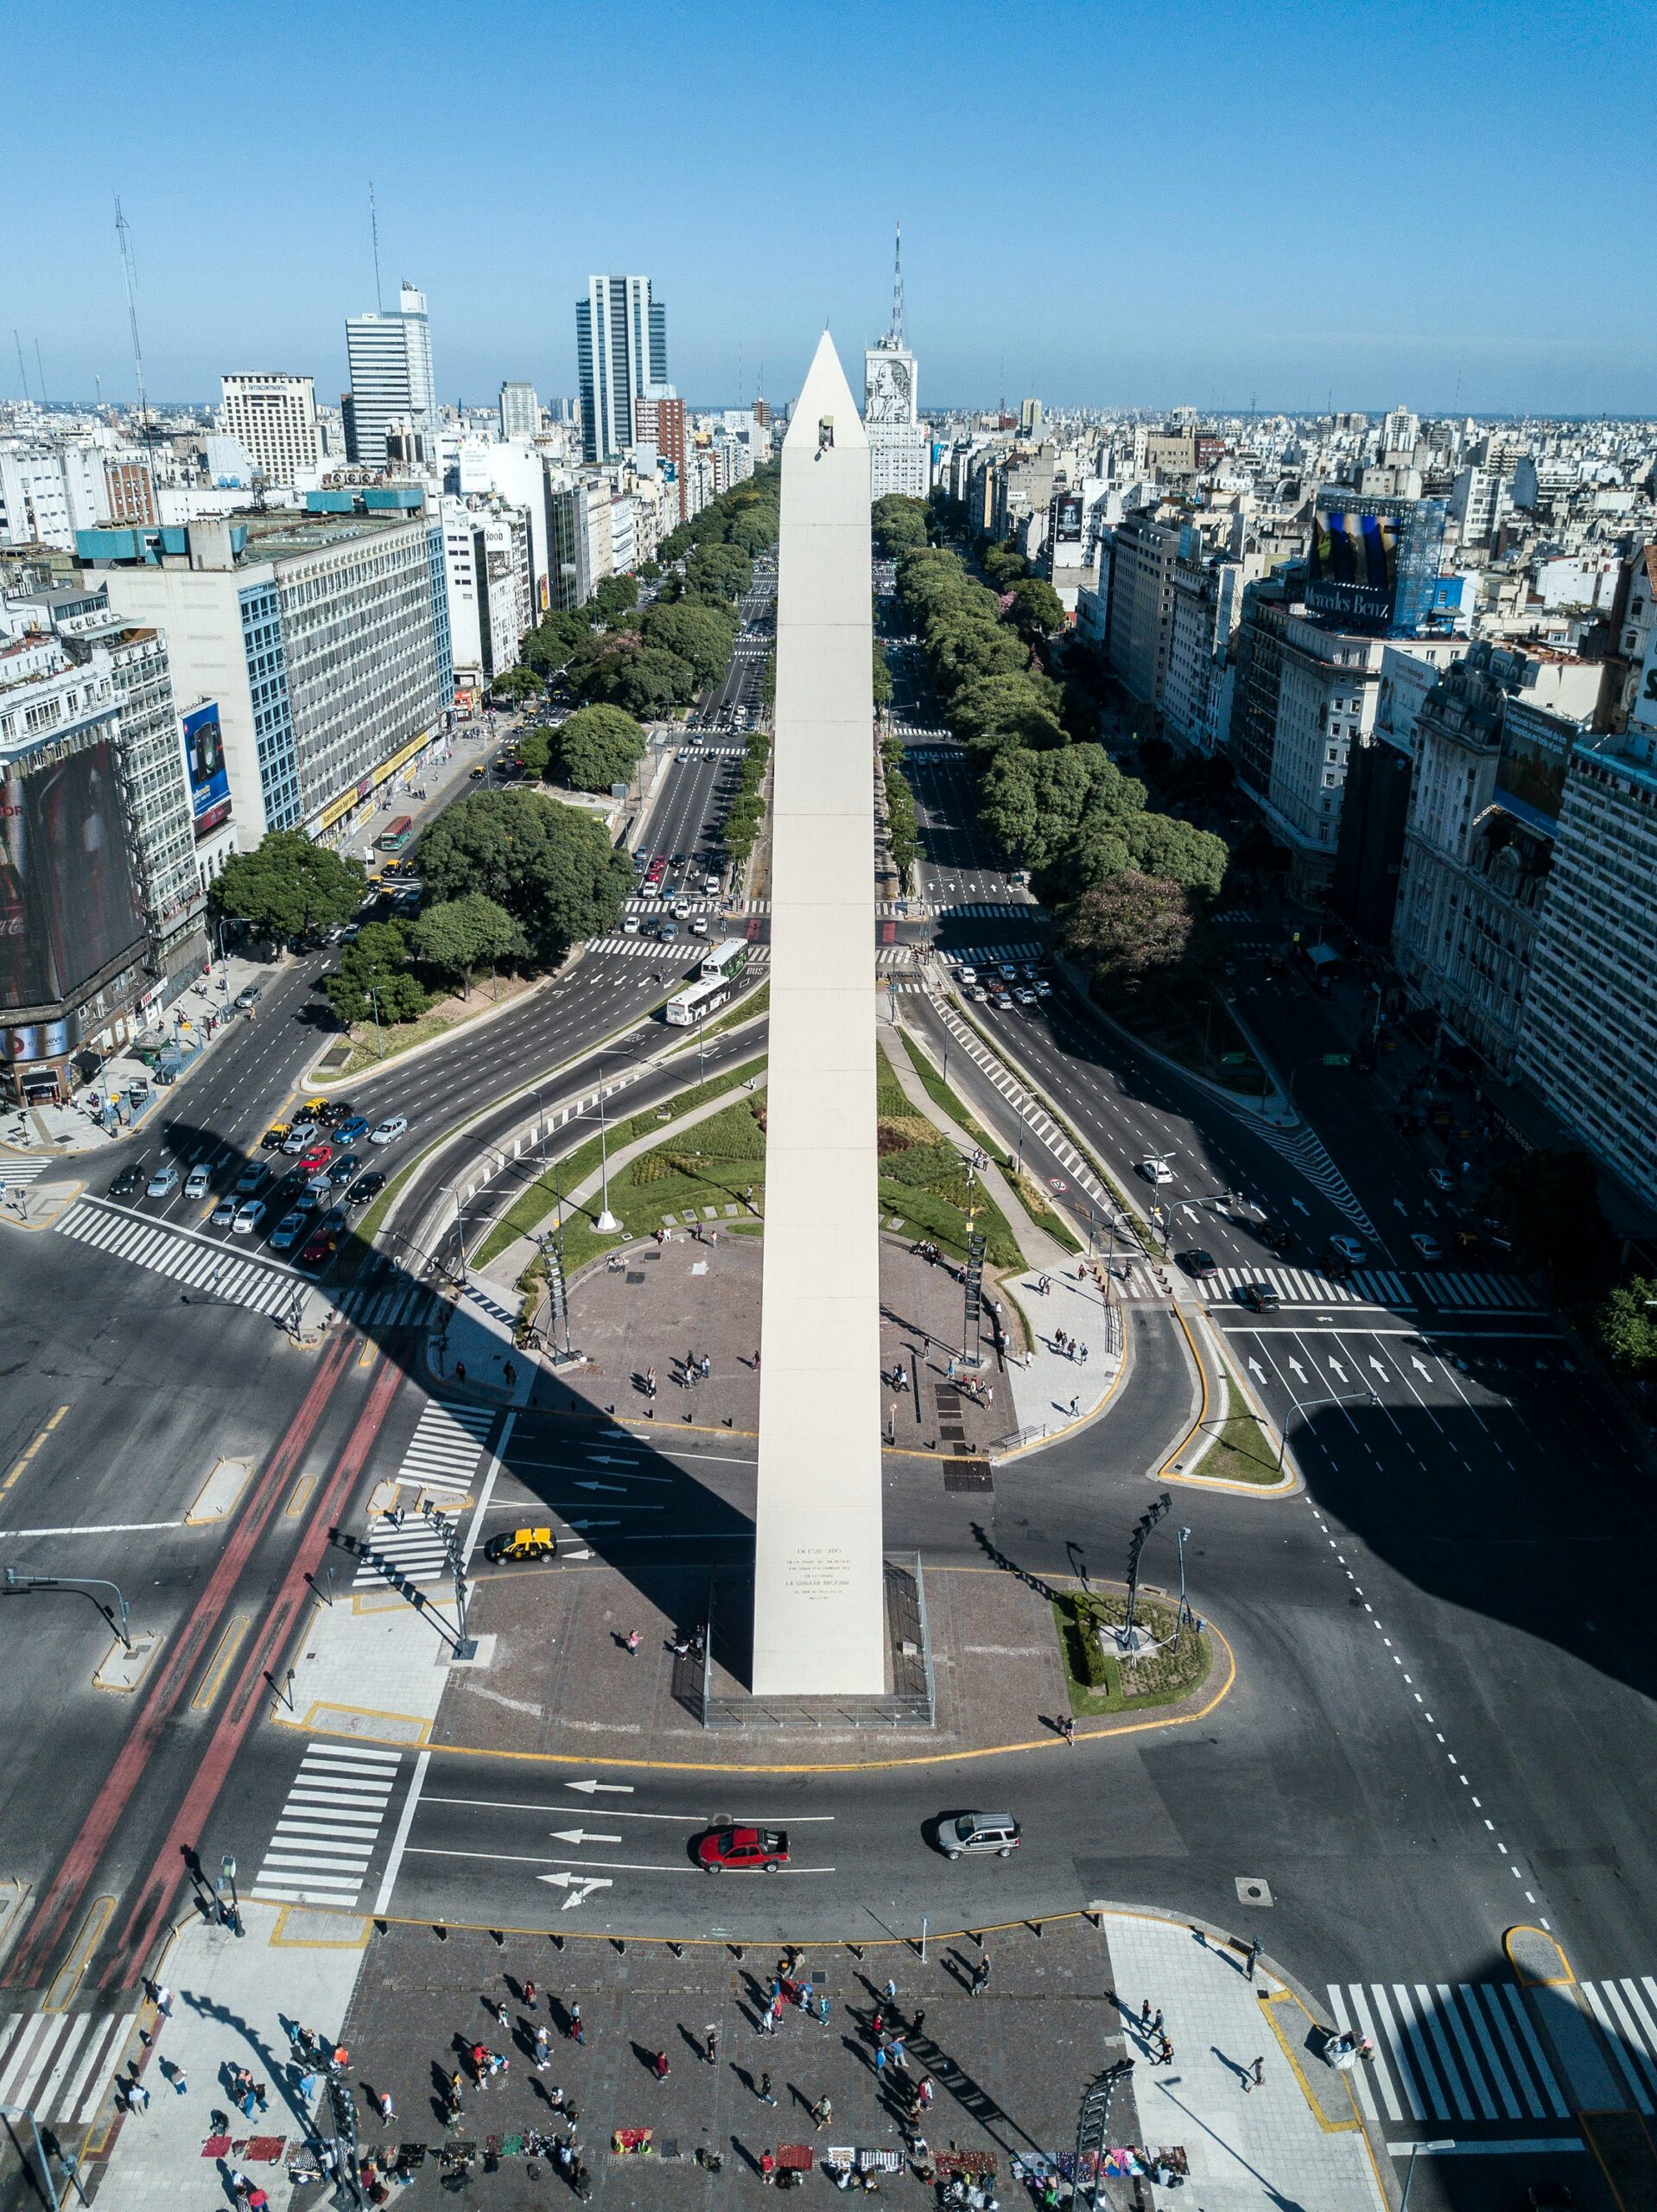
left=723, top=724, right=771, bottom=869
left=891, top=537, right=1229, bottom=991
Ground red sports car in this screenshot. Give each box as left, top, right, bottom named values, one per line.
left=695, top=1825, right=790, bottom=1873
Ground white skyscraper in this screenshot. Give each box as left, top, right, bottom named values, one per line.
left=864, top=225, right=929, bottom=501
left=575, top=276, right=668, bottom=463
left=345, top=282, right=436, bottom=469
left=219, top=373, right=321, bottom=486
left=499, top=381, right=540, bottom=440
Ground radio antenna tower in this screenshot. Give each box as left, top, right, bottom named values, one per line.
left=114, top=198, right=150, bottom=435
left=889, top=220, right=905, bottom=346
left=13, top=332, right=29, bottom=404
left=369, top=180, right=384, bottom=313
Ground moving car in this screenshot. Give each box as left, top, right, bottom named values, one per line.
left=658, top=921, right=678, bottom=941
left=269, top=1210, right=308, bottom=1252
left=351, top=1170, right=388, bottom=1204
left=939, top=1811, right=1022, bottom=1861
left=298, top=1143, right=333, bottom=1173
left=483, top=1526, right=557, bottom=1563
left=261, top=1122, right=291, bottom=1150
left=1330, top=1234, right=1368, bottom=1267
left=298, top=1227, right=337, bottom=1268
left=335, top=1116, right=371, bottom=1146
left=957, top=967, right=978, bottom=986
left=1238, top=1281, right=1281, bottom=1313
left=1411, top=1231, right=1443, bottom=1262
left=327, top=1153, right=362, bottom=1186
left=146, top=1163, right=181, bottom=1198
left=283, top=1122, right=321, bottom=1154
left=232, top=1198, right=267, bottom=1234
left=695, top=1825, right=790, bottom=1874
left=235, top=1161, right=270, bottom=1195
left=622, top=914, right=641, bottom=934
left=110, top=1164, right=145, bottom=1199
left=1178, top=1249, right=1220, bottom=1281
left=369, top=1116, right=408, bottom=1146
left=185, top=1164, right=213, bottom=1200
left=211, top=1195, right=238, bottom=1229
left=1014, top=988, right=1037, bottom=1007
left=1139, top=1156, right=1175, bottom=1185
left=234, top=984, right=261, bottom=1010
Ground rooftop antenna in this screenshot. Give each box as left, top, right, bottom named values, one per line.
left=890, top=219, right=905, bottom=346
left=13, top=330, right=29, bottom=404
left=370, top=179, right=384, bottom=313
left=35, top=340, right=48, bottom=406
left=114, top=195, right=157, bottom=477
left=95, top=372, right=103, bottom=410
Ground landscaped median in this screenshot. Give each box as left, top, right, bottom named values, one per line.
left=1052, top=1586, right=1214, bottom=1716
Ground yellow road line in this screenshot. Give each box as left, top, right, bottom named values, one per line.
left=2, top=1405, right=69, bottom=1495
left=192, top=1614, right=251, bottom=1712
left=1259, top=1988, right=1362, bottom=2133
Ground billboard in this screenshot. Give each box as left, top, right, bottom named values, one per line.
left=1053, top=493, right=1083, bottom=545
left=1307, top=505, right=1401, bottom=626
left=182, top=702, right=232, bottom=840
left=1495, top=702, right=1573, bottom=834
left=0, top=741, right=148, bottom=1015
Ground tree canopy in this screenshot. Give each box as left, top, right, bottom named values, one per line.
left=1060, top=871, right=1195, bottom=989
left=587, top=573, right=639, bottom=626
left=1597, top=1276, right=1657, bottom=1375
left=872, top=494, right=930, bottom=556
left=409, top=893, right=528, bottom=998
left=210, top=830, right=365, bottom=943
left=1006, top=575, right=1066, bottom=643
left=417, top=787, right=632, bottom=962
left=640, top=600, right=736, bottom=690
left=324, top=919, right=429, bottom=1028
left=554, top=704, right=648, bottom=793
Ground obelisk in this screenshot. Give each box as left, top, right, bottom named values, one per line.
left=750, top=334, right=886, bottom=1697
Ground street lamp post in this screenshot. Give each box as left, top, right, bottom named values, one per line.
left=3, top=1567, right=132, bottom=1651
left=1400, top=2139, right=1455, bottom=2210
left=365, top=979, right=384, bottom=1061
left=1278, top=1387, right=1380, bottom=1470
left=1176, top=1525, right=1192, bottom=1627
left=219, top=1852, right=242, bottom=1937
left=0, top=2101, right=62, bottom=2210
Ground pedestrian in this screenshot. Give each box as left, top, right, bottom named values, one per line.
left=704, top=2024, right=719, bottom=2064
left=228, top=2169, right=252, bottom=2201
left=1152, top=2009, right=1164, bottom=2037
left=759, top=2002, right=777, bottom=2036
left=1242, top=1935, right=1262, bottom=1982
left=752, top=1347, right=761, bottom=1370
left=759, top=2150, right=777, bottom=2186
left=1079, top=1343, right=1089, bottom=1365
left=534, top=2026, right=551, bottom=2069
left=873, top=2044, right=887, bottom=2078
left=523, top=1980, right=537, bottom=2007
left=1249, top=2055, right=1264, bottom=2091
left=127, top=2080, right=150, bottom=2113
left=699, top=1354, right=710, bottom=1379
left=1155, top=2036, right=1174, bottom=2068
left=378, top=2089, right=395, bottom=2123
left=625, top=1628, right=641, bottom=1656
left=759, top=2069, right=776, bottom=2107
left=569, top=2004, right=584, bottom=2044
left=911, top=2008, right=924, bottom=2040
left=1061, top=1713, right=1076, bottom=1745
left=1069, top=1395, right=1079, bottom=1419
left=653, top=2050, right=670, bottom=2082
left=884, top=1977, right=898, bottom=2005
left=1139, top=1999, right=1152, bottom=2031
left=917, top=2077, right=934, bottom=2110
left=454, top=1361, right=467, bottom=1382
left=815, top=1993, right=831, bottom=2026
left=811, top=2094, right=833, bottom=2130
left=492, top=1997, right=510, bottom=2027
left=168, top=2063, right=187, bottom=2095
left=504, top=1361, right=517, bottom=1387
left=645, top=1367, right=657, bottom=1399
left=890, top=2037, right=907, bottom=2072
left=869, top=2008, right=883, bottom=2042
left=151, top=1984, right=174, bottom=2019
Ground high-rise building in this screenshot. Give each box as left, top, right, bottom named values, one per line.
left=219, top=373, right=321, bottom=486
left=345, top=283, right=437, bottom=470
left=575, top=276, right=668, bottom=463
left=498, top=382, right=540, bottom=441
left=864, top=225, right=929, bottom=500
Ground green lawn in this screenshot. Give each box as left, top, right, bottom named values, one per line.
left=1191, top=1374, right=1284, bottom=1485
left=1051, top=1591, right=1213, bottom=1715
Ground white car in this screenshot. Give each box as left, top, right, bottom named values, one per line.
left=1330, top=1234, right=1368, bottom=1266
left=283, top=1122, right=321, bottom=1154
left=146, top=1163, right=181, bottom=1198
left=968, top=984, right=988, bottom=1002
left=958, top=967, right=979, bottom=986
left=185, top=1164, right=212, bottom=1199
left=370, top=1116, right=408, bottom=1146
left=1014, top=988, right=1038, bottom=1007
left=232, top=1198, right=267, bottom=1235
left=690, top=917, right=709, bottom=937
left=211, top=1195, right=238, bottom=1229
left=1140, top=1157, right=1175, bottom=1185
left=622, top=914, right=641, bottom=934
left=1411, top=1231, right=1444, bottom=1262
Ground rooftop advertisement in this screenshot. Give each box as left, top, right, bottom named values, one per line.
left=1, top=741, right=147, bottom=1014
left=1495, top=702, right=1573, bottom=834
left=1306, top=505, right=1400, bottom=626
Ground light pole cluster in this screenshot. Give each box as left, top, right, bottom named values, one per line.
left=421, top=1500, right=477, bottom=1660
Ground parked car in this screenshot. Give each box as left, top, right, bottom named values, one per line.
left=234, top=984, right=261, bottom=1011
left=232, top=1198, right=267, bottom=1235
left=695, top=1825, right=789, bottom=1874
left=939, top=1811, right=1022, bottom=1861
left=369, top=1116, right=408, bottom=1146
left=185, top=1164, right=213, bottom=1200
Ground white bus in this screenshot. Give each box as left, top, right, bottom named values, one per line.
left=665, top=974, right=735, bottom=1027
left=700, top=938, right=752, bottom=982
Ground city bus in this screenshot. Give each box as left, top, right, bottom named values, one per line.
left=699, top=938, right=751, bottom=983
left=665, top=974, right=736, bottom=1027
left=378, top=815, right=415, bottom=853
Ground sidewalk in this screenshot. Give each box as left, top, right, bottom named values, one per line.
left=1002, top=1263, right=1127, bottom=1444
left=93, top=1904, right=364, bottom=2212
left=1, top=950, right=279, bottom=1161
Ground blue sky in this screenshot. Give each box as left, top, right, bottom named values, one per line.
left=10, top=0, right=1654, bottom=416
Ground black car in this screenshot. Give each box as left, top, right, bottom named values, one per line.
left=1178, top=1249, right=1220, bottom=1281
left=110, top=1164, right=144, bottom=1198
left=316, top=1098, right=352, bottom=1128
left=351, top=1170, right=388, bottom=1205
left=1238, top=1281, right=1281, bottom=1313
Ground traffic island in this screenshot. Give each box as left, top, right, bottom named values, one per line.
left=1051, top=1587, right=1213, bottom=1718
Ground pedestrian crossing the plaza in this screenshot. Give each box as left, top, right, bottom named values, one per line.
left=0, top=2006, right=136, bottom=2127
left=1326, top=1981, right=1584, bottom=2127
left=53, top=1198, right=306, bottom=1319
left=1202, top=1263, right=1538, bottom=1312
left=351, top=1396, right=496, bottom=1590
left=250, top=1742, right=403, bottom=1908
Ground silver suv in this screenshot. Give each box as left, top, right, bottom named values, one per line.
left=940, top=1812, right=1021, bottom=1860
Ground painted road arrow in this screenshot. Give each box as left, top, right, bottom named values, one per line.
left=567, top=1778, right=635, bottom=1796
left=1328, top=1357, right=1348, bottom=1380
left=1291, top=1197, right=1310, bottom=1215
left=1412, top=1357, right=1432, bottom=1377
left=1248, top=1358, right=1267, bottom=1381
left=571, top=1481, right=625, bottom=1493
left=1287, top=1358, right=1307, bottom=1382
left=550, top=1828, right=622, bottom=1845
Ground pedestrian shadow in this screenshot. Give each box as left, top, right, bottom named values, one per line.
left=176, top=1989, right=310, bottom=2139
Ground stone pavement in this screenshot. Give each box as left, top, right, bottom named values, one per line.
left=92, top=1903, right=364, bottom=2212
left=1002, top=1263, right=1127, bottom=1447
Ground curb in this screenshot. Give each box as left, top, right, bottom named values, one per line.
left=1159, top=1306, right=1300, bottom=1497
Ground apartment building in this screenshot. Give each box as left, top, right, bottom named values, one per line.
left=219, top=373, right=321, bottom=486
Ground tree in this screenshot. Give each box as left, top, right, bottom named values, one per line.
left=686, top=542, right=752, bottom=601
left=981, top=541, right=1029, bottom=588
left=871, top=493, right=930, bottom=556
left=949, top=671, right=1068, bottom=753
left=1061, top=872, right=1194, bottom=989
left=410, top=893, right=528, bottom=998
left=417, top=787, right=632, bottom=961
left=884, top=761, right=917, bottom=884
left=324, top=920, right=429, bottom=1028
left=1006, top=576, right=1066, bottom=643
left=521, top=609, right=592, bottom=674
left=1596, top=1277, right=1657, bottom=1375
left=490, top=664, right=542, bottom=704
left=873, top=641, right=893, bottom=709
left=1126, top=813, right=1230, bottom=901
left=581, top=643, right=692, bottom=718
left=587, top=574, right=638, bottom=626
left=641, top=601, right=735, bottom=690
left=516, top=726, right=553, bottom=779
left=929, top=615, right=1030, bottom=696
left=210, top=830, right=365, bottom=943
left=555, top=704, right=648, bottom=793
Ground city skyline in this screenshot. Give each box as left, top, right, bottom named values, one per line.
left=8, top=0, right=1654, bottom=416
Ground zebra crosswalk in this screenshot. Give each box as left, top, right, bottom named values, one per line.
left=0, top=1157, right=48, bottom=1189
left=622, top=895, right=770, bottom=915
left=250, top=1742, right=404, bottom=1908
left=1582, top=1976, right=1657, bottom=2113
left=334, top=1275, right=436, bottom=1330
left=53, top=1198, right=306, bottom=1319
left=938, top=904, right=1044, bottom=924
left=943, top=941, right=1048, bottom=969
left=0, top=2007, right=136, bottom=2128
left=587, top=936, right=772, bottom=963
left=352, top=1397, right=496, bottom=1589
left=1324, top=1980, right=1603, bottom=2128
left=1203, top=1263, right=1538, bottom=1312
